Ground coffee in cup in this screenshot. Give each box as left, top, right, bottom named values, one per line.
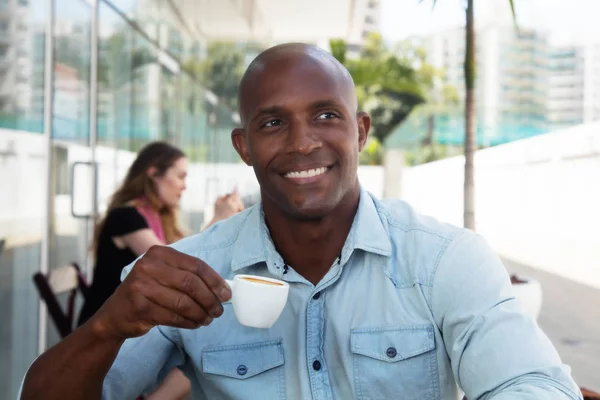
left=241, top=277, right=285, bottom=286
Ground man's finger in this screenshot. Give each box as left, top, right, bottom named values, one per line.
left=141, top=259, right=225, bottom=318
left=136, top=295, right=203, bottom=330
left=145, top=247, right=231, bottom=302
left=143, top=283, right=216, bottom=323
left=132, top=295, right=200, bottom=330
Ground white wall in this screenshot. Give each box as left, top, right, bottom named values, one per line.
left=400, top=122, right=600, bottom=289
left=0, top=129, right=46, bottom=243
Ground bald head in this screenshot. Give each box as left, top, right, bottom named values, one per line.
left=238, top=43, right=356, bottom=127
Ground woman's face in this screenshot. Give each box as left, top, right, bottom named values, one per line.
left=153, top=157, right=188, bottom=208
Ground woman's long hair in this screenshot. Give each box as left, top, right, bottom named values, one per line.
left=92, top=141, right=186, bottom=252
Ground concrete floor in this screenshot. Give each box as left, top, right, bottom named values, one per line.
left=503, top=258, right=600, bottom=392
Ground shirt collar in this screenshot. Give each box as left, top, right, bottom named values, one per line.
left=340, top=188, right=392, bottom=263
left=230, top=187, right=392, bottom=274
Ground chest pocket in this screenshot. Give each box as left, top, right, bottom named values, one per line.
left=201, top=339, right=286, bottom=400
left=350, top=324, right=440, bottom=400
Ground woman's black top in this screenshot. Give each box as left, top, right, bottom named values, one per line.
left=78, top=207, right=148, bottom=326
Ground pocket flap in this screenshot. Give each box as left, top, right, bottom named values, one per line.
left=350, top=324, right=435, bottom=363
left=202, top=339, right=284, bottom=380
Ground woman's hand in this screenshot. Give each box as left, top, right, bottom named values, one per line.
left=210, top=189, right=245, bottom=225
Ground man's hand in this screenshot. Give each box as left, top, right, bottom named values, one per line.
left=91, top=246, right=232, bottom=340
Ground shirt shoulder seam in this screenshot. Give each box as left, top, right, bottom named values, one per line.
left=175, top=211, right=251, bottom=255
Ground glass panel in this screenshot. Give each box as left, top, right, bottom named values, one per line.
left=96, top=1, right=135, bottom=217
left=97, top=3, right=133, bottom=150
left=113, top=0, right=185, bottom=45
left=53, top=0, right=91, bottom=145
left=96, top=0, right=160, bottom=220
left=0, top=0, right=45, bottom=133
left=160, top=64, right=177, bottom=142
left=46, top=0, right=94, bottom=348
left=0, top=0, right=47, bottom=398
left=98, top=6, right=159, bottom=152
left=130, top=34, right=159, bottom=150
left=179, top=71, right=208, bottom=161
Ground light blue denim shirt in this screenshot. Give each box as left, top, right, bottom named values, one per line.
left=102, top=189, right=581, bottom=400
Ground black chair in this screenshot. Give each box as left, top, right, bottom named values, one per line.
left=33, top=262, right=90, bottom=338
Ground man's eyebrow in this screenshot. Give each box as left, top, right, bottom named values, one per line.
left=308, top=99, right=342, bottom=109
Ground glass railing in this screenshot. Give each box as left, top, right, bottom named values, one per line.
left=386, top=106, right=554, bottom=149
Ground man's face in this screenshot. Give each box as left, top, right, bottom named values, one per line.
left=233, top=54, right=369, bottom=219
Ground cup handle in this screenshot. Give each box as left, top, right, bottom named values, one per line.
left=223, top=279, right=234, bottom=304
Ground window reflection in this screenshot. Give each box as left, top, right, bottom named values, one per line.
left=0, top=0, right=45, bottom=133
left=52, top=0, right=91, bottom=144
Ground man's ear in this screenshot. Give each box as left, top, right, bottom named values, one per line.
left=356, top=111, right=371, bottom=152
left=232, top=128, right=252, bottom=166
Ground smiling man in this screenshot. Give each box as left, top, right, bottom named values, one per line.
left=21, top=43, right=582, bottom=400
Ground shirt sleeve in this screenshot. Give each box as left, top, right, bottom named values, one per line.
left=102, top=326, right=185, bottom=399
left=103, top=207, right=149, bottom=237
left=430, top=231, right=582, bottom=400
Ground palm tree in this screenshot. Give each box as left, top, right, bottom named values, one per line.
left=422, top=0, right=516, bottom=230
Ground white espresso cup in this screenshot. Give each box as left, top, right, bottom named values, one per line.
left=225, top=274, right=289, bottom=328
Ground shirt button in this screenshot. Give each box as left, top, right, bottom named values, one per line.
left=236, top=365, right=248, bottom=376
left=386, top=347, right=397, bottom=358
left=312, top=360, right=322, bottom=371
left=312, top=292, right=321, bottom=300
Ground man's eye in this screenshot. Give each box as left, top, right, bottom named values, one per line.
left=262, top=119, right=283, bottom=128
left=317, top=112, right=338, bottom=120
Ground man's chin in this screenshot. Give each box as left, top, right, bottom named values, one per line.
left=285, top=198, right=336, bottom=221
left=261, top=187, right=339, bottom=220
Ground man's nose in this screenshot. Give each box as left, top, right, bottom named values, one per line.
left=285, top=121, right=322, bottom=155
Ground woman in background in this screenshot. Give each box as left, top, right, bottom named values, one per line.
left=78, top=141, right=244, bottom=400
left=79, top=141, right=243, bottom=325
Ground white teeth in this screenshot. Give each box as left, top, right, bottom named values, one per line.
left=284, top=167, right=327, bottom=179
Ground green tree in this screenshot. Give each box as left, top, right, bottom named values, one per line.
left=98, top=31, right=157, bottom=87
left=332, top=33, right=428, bottom=144
left=184, top=42, right=249, bottom=111
left=332, top=34, right=452, bottom=165
left=359, top=137, right=384, bottom=165
left=422, top=0, right=516, bottom=230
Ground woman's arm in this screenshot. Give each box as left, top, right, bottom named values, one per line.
left=113, top=229, right=163, bottom=256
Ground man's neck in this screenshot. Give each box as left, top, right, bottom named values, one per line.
left=262, top=185, right=360, bottom=285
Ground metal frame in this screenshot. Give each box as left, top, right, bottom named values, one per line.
left=39, top=0, right=55, bottom=355
left=89, top=0, right=99, bottom=280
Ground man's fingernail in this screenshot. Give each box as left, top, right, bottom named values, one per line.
left=219, top=286, right=232, bottom=301
left=211, top=305, right=224, bottom=318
